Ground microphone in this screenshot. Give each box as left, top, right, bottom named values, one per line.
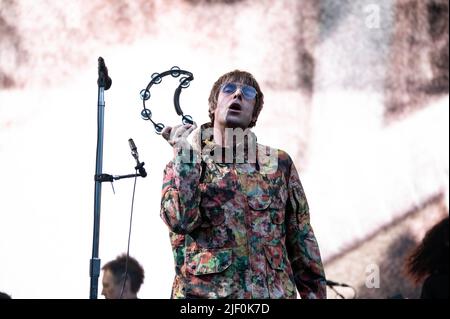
left=128, top=138, right=139, bottom=161
left=97, top=57, right=112, bottom=90
left=128, top=138, right=147, bottom=177
left=326, top=280, right=349, bottom=287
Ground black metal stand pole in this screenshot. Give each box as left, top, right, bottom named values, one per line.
left=89, top=57, right=111, bottom=299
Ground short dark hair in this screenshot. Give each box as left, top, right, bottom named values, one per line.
left=208, top=70, right=264, bottom=128
left=102, top=254, right=145, bottom=293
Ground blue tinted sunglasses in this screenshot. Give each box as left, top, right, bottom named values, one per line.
left=221, top=83, right=257, bottom=100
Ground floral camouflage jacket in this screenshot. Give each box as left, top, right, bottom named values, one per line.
left=160, top=128, right=326, bottom=299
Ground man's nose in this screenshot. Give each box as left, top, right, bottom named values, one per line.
left=233, top=88, right=243, bottom=99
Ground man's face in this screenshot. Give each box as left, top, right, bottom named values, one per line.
left=214, top=81, right=256, bottom=130
left=101, top=269, right=122, bottom=299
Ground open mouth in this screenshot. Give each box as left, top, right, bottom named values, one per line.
left=228, top=103, right=242, bottom=112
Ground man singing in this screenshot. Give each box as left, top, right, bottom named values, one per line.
left=160, top=70, right=326, bottom=299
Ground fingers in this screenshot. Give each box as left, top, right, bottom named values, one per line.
left=185, top=122, right=197, bottom=135
left=171, top=124, right=192, bottom=140
left=162, top=126, right=172, bottom=141
left=161, top=122, right=197, bottom=147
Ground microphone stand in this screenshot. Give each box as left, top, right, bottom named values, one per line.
left=89, top=57, right=110, bottom=299
left=90, top=165, right=147, bottom=299
left=95, top=168, right=147, bottom=183
left=89, top=57, right=147, bottom=299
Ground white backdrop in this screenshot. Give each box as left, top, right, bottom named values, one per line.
left=1, top=0, right=448, bottom=299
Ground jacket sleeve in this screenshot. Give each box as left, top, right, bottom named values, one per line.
left=160, top=149, right=203, bottom=234
left=285, top=160, right=327, bottom=299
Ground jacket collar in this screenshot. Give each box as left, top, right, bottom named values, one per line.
left=192, top=123, right=258, bottom=164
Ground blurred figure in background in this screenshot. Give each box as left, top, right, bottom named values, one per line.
left=101, top=254, right=145, bottom=299
left=404, top=217, right=449, bottom=299
left=0, top=291, right=11, bottom=299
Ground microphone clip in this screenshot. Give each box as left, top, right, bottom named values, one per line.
left=134, top=161, right=147, bottom=178
left=94, top=138, right=148, bottom=186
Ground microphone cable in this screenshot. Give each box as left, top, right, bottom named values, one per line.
left=119, top=170, right=139, bottom=299
left=329, top=284, right=357, bottom=299
left=326, top=280, right=357, bottom=299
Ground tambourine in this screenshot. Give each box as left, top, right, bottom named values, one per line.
left=140, top=66, right=194, bottom=134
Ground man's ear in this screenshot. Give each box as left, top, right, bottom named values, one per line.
left=117, top=274, right=132, bottom=295
left=118, top=273, right=130, bottom=286
left=124, top=274, right=133, bottom=291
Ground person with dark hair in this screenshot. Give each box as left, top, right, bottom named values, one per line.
left=160, top=70, right=326, bottom=299
left=405, top=217, right=449, bottom=299
left=101, top=254, right=145, bottom=299
left=0, top=291, right=11, bottom=299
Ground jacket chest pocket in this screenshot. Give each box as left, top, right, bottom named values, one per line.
left=195, top=186, right=232, bottom=248
left=247, top=193, right=286, bottom=241
left=246, top=172, right=288, bottom=240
